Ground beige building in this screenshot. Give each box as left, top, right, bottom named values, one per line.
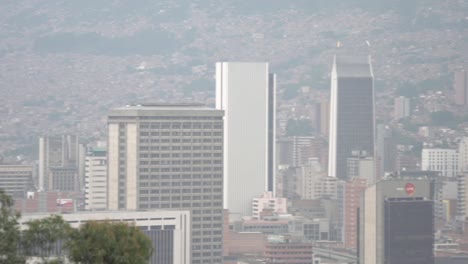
left=84, top=147, right=107, bottom=211
left=107, top=104, right=224, bottom=264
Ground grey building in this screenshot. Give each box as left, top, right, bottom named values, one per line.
left=328, top=55, right=375, bottom=180
left=107, top=104, right=224, bottom=264
left=39, top=135, right=83, bottom=191
left=0, top=164, right=35, bottom=197
left=359, top=179, right=434, bottom=264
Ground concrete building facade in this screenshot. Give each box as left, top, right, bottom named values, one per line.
left=84, top=147, right=107, bottom=211
left=107, top=104, right=224, bottom=264
left=421, top=148, right=459, bottom=177
left=39, top=135, right=83, bottom=191
left=0, top=164, right=34, bottom=197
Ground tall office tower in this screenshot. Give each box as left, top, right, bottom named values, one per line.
left=39, top=135, right=83, bottom=191
left=84, top=146, right=107, bottom=211
left=393, top=96, right=411, bottom=120
left=0, top=164, right=34, bottom=197
left=454, top=70, right=468, bottom=106
left=346, top=150, right=375, bottom=185
left=376, top=124, right=397, bottom=178
left=421, top=148, right=459, bottom=177
left=315, top=100, right=330, bottom=136
left=328, top=55, right=375, bottom=179
left=216, top=62, right=276, bottom=219
left=107, top=104, right=224, bottom=264
left=359, top=179, right=434, bottom=264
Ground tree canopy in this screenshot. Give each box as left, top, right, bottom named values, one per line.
left=66, top=221, right=153, bottom=264
left=0, top=189, right=24, bottom=264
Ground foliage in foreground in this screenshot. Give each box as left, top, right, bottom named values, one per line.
left=67, top=221, right=153, bottom=264
left=0, top=189, right=153, bottom=264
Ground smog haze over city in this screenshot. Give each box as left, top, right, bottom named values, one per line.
left=0, top=0, right=468, bottom=263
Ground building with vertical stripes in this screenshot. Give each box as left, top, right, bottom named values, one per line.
left=216, top=62, right=276, bottom=220
left=107, top=104, right=224, bottom=264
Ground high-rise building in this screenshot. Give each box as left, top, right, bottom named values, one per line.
left=84, top=146, right=107, bottom=211
left=393, top=96, right=411, bottom=120
left=39, top=135, right=83, bottom=191
left=421, top=148, right=458, bottom=177
left=107, top=104, right=224, bottom=264
left=454, top=70, right=468, bottom=106
left=216, top=62, right=276, bottom=219
left=20, top=210, right=191, bottom=264
left=359, top=179, right=434, bottom=264
left=328, top=55, right=375, bottom=179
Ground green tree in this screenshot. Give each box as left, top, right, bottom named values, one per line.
left=0, top=189, right=24, bottom=264
left=66, top=221, right=152, bottom=264
left=22, top=215, right=71, bottom=264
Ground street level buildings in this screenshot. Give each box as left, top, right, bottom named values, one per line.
left=216, top=62, right=276, bottom=219
left=328, top=55, right=375, bottom=180
left=107, top=104, right=224, bottom=264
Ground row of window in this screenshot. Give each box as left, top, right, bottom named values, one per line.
left=140, top=145, right=222, bottom=151
left=140, top=195, right=222, bottom=201
left=139, top=131, right=222, bottom=136
left=138, top=138, right=223, bottom=143
left=139, top=202, right=223, bottom=209
left=139, top=188, right=223, bottom=194
left=138, top=166, right=222, bottom=172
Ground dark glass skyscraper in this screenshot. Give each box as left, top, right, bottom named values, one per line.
left=328, top=55, right=375, bottom=179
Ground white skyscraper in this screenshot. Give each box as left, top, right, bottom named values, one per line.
left=216, top=62, right=276, bottom=219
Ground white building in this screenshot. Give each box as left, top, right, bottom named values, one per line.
left=84, top=147, right=107, bottom=211
left=421, top=148, right=458, bottom=177
left=252, top=191, right=287, bottom=219
left=216, top=62, right=276, bottom=220
left=20, top=210, right=190, bottom=264
left=394, top=96, right=411, bottom=120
